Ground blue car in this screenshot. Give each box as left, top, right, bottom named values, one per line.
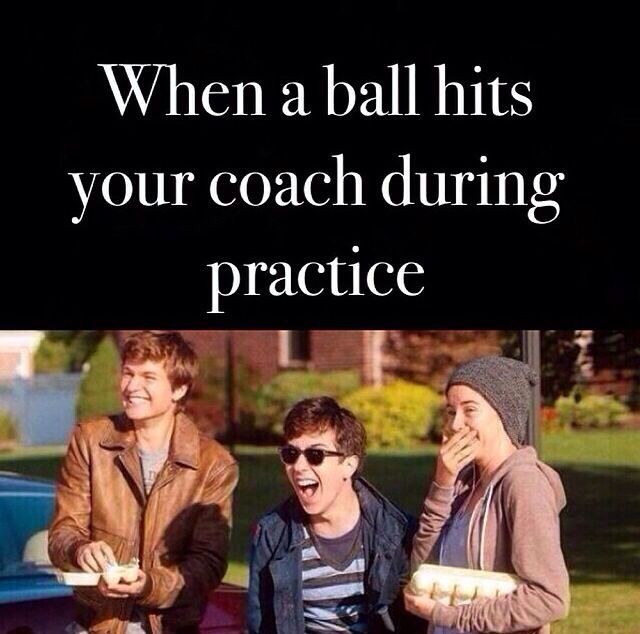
left=0, top=471, right=247, bottom=633
left=0, top=471, right=74, bottom=632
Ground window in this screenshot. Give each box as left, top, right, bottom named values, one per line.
left=279, top=331, right=311, bottom=367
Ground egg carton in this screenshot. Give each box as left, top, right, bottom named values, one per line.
left=55, top=558, right=140, bottom=586
left=410, top=564, right=521, bottom=606
left=55, top=570, right=101, bottom=586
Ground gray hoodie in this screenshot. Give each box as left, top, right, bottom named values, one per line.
left=412, top=447, right=570, bottom=634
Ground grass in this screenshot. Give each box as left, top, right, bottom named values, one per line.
left=539, top=428, right=640, bottom=467
left=2, top=429, right=639, bottom=632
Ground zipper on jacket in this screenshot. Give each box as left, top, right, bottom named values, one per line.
left=116, top=504, right=144, bottom=632
left=138, top=458, right=171, bottom=567
left=138, top=499, right=146, bottom=569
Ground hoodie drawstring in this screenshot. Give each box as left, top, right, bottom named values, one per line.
left=478, top=484, right=494, bottom=570
left=463, top=482, right=494, bottom=570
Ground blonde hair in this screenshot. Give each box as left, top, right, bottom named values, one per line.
left=121, top=331, right=198, bottom=411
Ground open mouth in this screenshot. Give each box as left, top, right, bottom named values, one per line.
left=296, top=478, right=320, bottom=500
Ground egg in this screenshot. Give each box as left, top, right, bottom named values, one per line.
left=410, top=569, right=435, bottom=596
left=437, top=577, right=456, bottom=593
left=433, top=578, right=455, bottom=605
left=432, top=589, right=451, bottom=605
left=475, top=579, right=499, bottom=599
left=102, top=561, right=140, bottom=585
left=102, top=566, right=122, bottom=586
left=453, top=579, right=477, bottom=604
left=496, top=579, right=517, bottom=596
left=121, top=563, right=139, bottom=583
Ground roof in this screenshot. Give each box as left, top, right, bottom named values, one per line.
left=0, top=472, right=55, bottom=495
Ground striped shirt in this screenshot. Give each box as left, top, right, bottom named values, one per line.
left=301, top=521, right=368, bottom=632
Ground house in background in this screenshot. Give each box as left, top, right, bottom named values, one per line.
left=116, top=330, right=502, bottom=391
left=118, top=330, right=381, bottom=382
left=0, top=331, right=81, bottom=446
left=0, top=331, right=44, bottom=379
left=576, top=330, right=639, bottom=401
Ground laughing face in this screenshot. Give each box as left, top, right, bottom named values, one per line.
left=120, top=359, right=187, bottom=425
left=283, top=427, right=358, bottom=519
left=445, top=384, right=510, bottom=461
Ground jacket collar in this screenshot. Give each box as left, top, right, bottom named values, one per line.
left=99, top=412, right=200, bottom=469
left=355, top=477, right=408, bottom=547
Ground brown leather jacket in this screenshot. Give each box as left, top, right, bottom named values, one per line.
left=48, top=413, right=239, bottom=634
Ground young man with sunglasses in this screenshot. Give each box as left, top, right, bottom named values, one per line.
left=248, top=396, right=420, bottom=633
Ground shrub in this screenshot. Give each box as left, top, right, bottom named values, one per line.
left=0, top=410, right=18, bottom=442
left=189, top=355, right=268, bottom=440
left=196, top=355, right=261, bottom=413
left=254, top=370, right=361, bottom=436
left=428, top=408, right=446, bottom=443
left=555, top=394, right=629, bottom=429
left=540, top=406, right=565, bottom=432
left=186, top=399, right=226, bottom=436
left=34, top=337, right=71, bottom=373
left=626, top=379, right=640, bottom=412
left=342, top=380, right=441, bottom=448
left=76, top=335, right=122, bottom=419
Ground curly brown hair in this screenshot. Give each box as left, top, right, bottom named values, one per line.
left=283, top=396, right=366, bottom=475
left=121, top=331, right=198, bottom=412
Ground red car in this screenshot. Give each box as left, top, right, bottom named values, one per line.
left=0, top=471, right=247, bottom=633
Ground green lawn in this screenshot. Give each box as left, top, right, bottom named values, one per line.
left=2, top=429, right=639, bottom=633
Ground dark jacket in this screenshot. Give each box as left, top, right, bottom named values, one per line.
left=248, top=477, right=423, bottom=633
left=48, top=413, right=239, bottom=634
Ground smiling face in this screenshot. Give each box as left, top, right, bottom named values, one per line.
left=283, top=427, right=358, bottom=519
left=120, top=359, right=187, bottom=425
left=445, top=384, right=512, bottom=462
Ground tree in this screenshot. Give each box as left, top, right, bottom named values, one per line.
left=384, top=330, right=502, bottom=391
left=34, top=337, right=71, bottom=373
left=44, top=331, right=106, bottom=371
left=76, top=335, right=122, bottom=419
left=588, top=331, right=640, bottom=409
left=501, top=330, right=581, bottom=405
left=588, top=331, right=640, bottom=371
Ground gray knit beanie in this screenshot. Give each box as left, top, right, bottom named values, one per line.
left=446, top=356, right=539, bottom=447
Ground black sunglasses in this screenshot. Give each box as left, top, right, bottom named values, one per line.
left=278, top=445, right=345, bottom=466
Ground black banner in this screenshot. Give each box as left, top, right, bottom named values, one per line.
left=7, top=4, right=639, bottom=328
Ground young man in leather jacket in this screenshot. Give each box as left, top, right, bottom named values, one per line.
left=49, top=331, right=239, bottom=634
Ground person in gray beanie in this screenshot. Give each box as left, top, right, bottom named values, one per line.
left=405, top=356, right=570, bottom=634
left=445, top=356, right=539, bottom=448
